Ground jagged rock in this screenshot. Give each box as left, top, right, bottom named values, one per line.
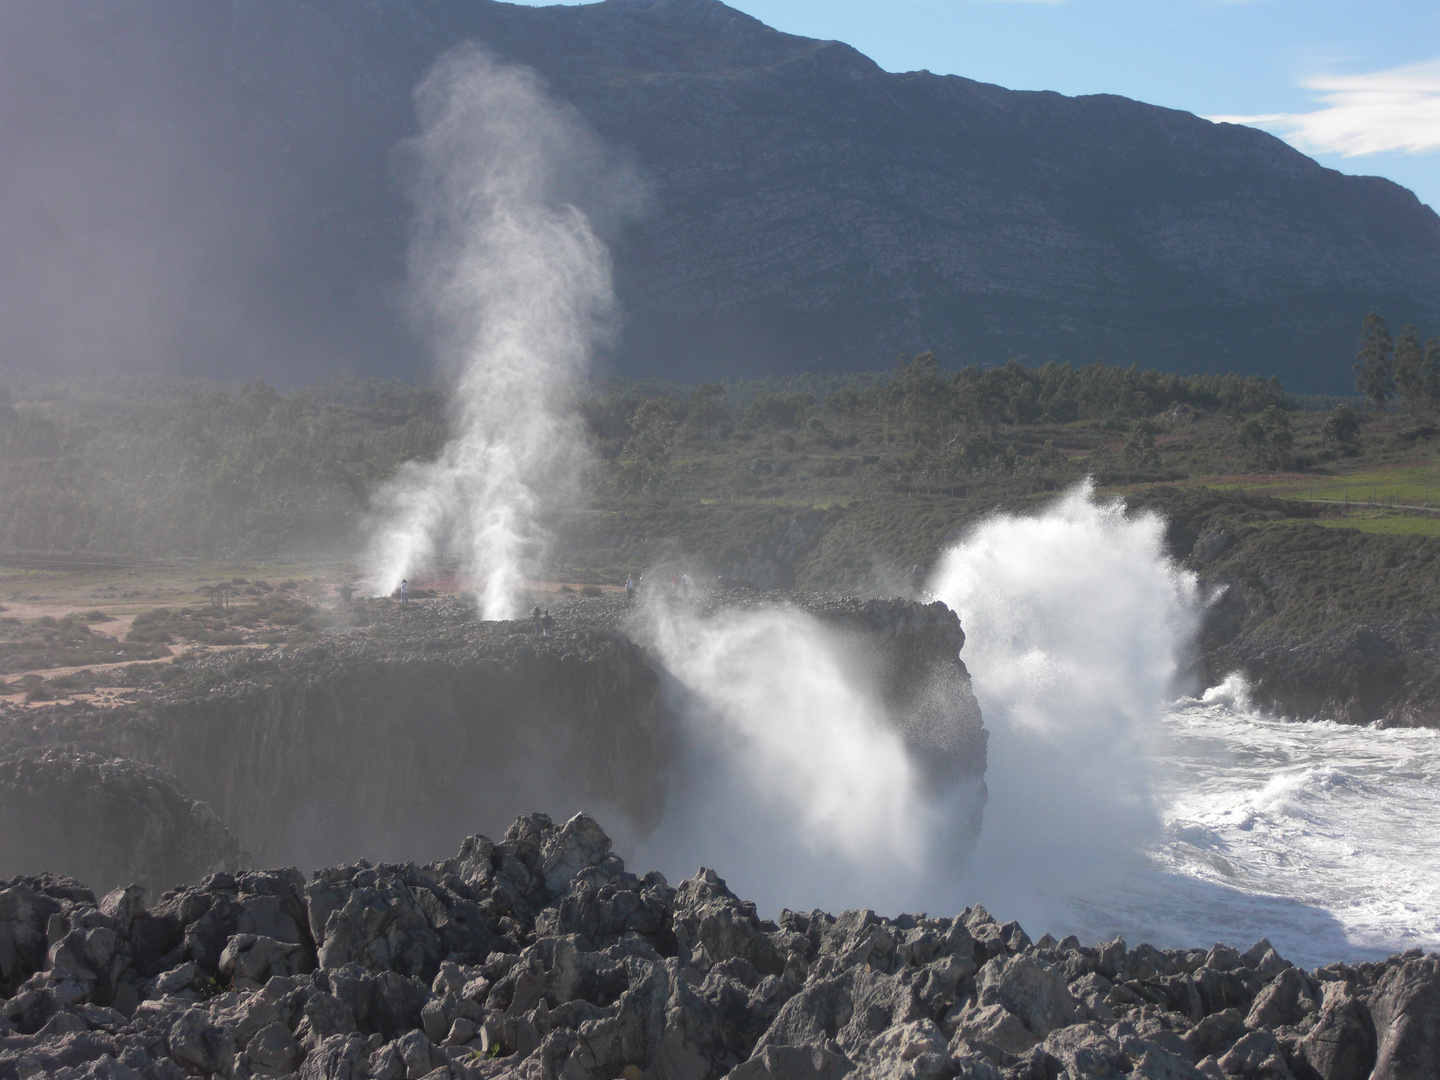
left=1367, top=955, right=1440, bottom=1080
left=949, top=1003, right=1037, bottom=1056
left=308, top=871, right=441, bottom=981
left=1039, top=1021, right=1130, bottom=1077
left=1127, top=1042, right=1210, bottom=1080
left=1290, top=981, right=1376, bottom=1080
left=1217, top=1029, right=1296, bottom=1079
left=219, top=933, right=315, bottom=990
left=1245, top=967, right=1316, bottom=1031
left=730, top=1043, right=856, bottom=1080
left=162, top=1006, right=232, bottom=1076
left=971, top=954, right=1079, bottom=1041
left=0, top=812, right=1433, bottom=1080
left=673, top=870, right=785, bottom=977
left=299, top=1031, right=370, bottom=1080
left=0, top=879, right=67, bottom=996
left=244, top=1019, right=303, bottom=1072
left=1183, top=1009, right=1248, bottom=1061
left=536, top=813, right=614, bottom=899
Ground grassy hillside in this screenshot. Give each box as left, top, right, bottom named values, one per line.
left=4, top=357, right=1440, bottom=605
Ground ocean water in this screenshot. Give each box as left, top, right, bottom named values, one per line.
left=624, top=483, right=1437, bottom=971
left=925, top=483, right=1440, bottom=969
left=1082, top=694, right=1440, bottom=969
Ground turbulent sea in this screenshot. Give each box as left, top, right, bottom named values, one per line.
left=1068, top=695, right=1440, bottom=970
left=631, top=484, right=1437, bottom=971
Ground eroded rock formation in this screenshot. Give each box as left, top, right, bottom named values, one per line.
left=0, top=812, right=1432, bottom=1080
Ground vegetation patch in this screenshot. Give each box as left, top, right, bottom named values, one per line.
left=125, top=589, right=322, bottom=647
left=0, top=615, right=170, bottom=675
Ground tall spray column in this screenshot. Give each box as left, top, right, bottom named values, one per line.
left=369, top=46, right=632, bottom=619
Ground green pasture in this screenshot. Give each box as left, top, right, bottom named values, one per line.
left=1310, top=515, right=1440, bottom=537
left=1195, top=463, right=1440, bottom=507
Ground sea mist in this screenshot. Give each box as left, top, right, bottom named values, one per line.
left=368, top=46, right=632, bottom=618
left=633, top=599, right=986, bottom=915
left=929, top=481, right=1203, bottom=931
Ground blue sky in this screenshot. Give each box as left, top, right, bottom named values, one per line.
left=524, top=0, right=1440, bottom=211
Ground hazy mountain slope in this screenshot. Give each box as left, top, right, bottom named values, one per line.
left=3, top=0, right=1437, bottom=390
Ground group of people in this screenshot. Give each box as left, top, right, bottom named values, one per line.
left=623, top=571, right=694, bottom=602
left=529, top=605, right=556, bottom=637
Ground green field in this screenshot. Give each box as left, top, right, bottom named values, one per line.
left=1196, top=463, right=1440, bottom=506
left=1311, top=514, right=1440, bottom=536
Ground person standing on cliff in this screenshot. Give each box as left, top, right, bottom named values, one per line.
left=625, top=575, right=636, bottom=602
left=400, top=579, right=409, bottom=606
left=530, top=604, right=543, bottom=636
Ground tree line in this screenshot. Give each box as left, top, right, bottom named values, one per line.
left=0, top=356, right=1305, bottom=554
left=1353, top=313, right=1440, bottom=414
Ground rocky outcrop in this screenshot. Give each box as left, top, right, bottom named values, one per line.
left=0, top=749, right=245, bottom=896
left=1130, top=489, right=1440, bottom=727
left=0, top=592, right=986, bottom=882
left=800, top=597, right=986, bottom=794
left=1201, top=619, right=1440, bottom=728
left=0, top=812, right=1433, bottom=1080
left=12, top=621, right=674, bottom=872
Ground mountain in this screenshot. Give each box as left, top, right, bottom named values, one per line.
left=3, top=0, right=1438, bottom=391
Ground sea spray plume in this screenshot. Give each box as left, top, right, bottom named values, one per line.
left=635, top=600, right=980, bottom=915
left=369, top=47, right=632, bottom=618
left=928, top=480, right=1202, bottom=930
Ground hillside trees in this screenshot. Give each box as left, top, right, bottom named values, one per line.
left=1321, top=404, right=1361, bottom=456
left=1393, top=326, right=1427, bottom=413
left=1355, top=314, right=1440, bottom=416
left=1355, top=313, right=1395, bottom=411
left=1238, top=405, right=1294, bottom=470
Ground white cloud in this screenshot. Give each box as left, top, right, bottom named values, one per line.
left=1209, top=58, right=1440, bottom=157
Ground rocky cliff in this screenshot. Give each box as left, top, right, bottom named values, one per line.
left=1135, top=488, right=1440, bottom=727
left=4, top=0, right=1437, bottom=388
left=1, top=811, right=1434, bottom=1080
left=0, top=593, right=986, bottom=891
left=0, top=749, right=247, bottom=896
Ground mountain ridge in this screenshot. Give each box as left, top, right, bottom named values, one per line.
left=1, top=0, right=1437, bottom=390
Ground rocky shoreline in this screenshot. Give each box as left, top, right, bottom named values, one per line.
left=1, top=811, right=1431, bottom=1080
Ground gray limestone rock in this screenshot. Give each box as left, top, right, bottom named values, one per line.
left=1368, top=956, right=1440, bottom=1080
left=973, top=954, right=1079, bottom=1040
left=0, top=811, right=1432, bottom=1080
left=1289, top=980, right=1376, bottom=1080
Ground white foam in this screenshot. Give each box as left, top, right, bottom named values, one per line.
left=926, top=482, right=1440, bottom=965
left=926, top=481, right=1202, bottom=931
